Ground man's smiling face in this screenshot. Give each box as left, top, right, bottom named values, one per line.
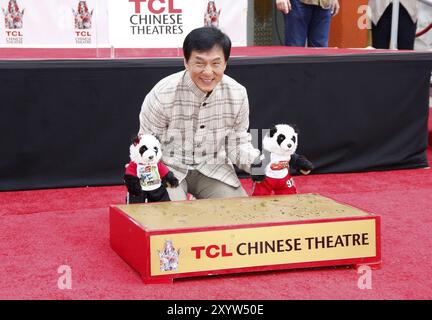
left=184, top=45, right=227, bottom=93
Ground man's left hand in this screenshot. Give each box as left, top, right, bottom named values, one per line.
left=331, top=0, right=340, bottom=17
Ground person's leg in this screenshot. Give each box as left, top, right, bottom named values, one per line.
left=397, top=4, right=417, bottom=50
left=283, top=0, right=309, bottom=46
left=307, top=5, right=331, bottom=47
left=166, top=179, right=188, bottom=201
left=372, top=4, right=393, bottom=49
left=187, top=170, right=247, bottom=199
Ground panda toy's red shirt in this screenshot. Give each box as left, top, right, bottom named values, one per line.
left=125, top=161, right=170, bottom=191
left=253, top=153, right=296, bottom=196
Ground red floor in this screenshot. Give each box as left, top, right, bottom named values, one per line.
left=0, top=149, right=431, bottom=300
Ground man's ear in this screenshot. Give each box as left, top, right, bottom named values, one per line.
left=184, top=58, right=189, bottom=70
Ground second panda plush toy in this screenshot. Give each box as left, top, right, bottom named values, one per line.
left=124, top=134, right=179, bottom=203
left=252, top=124, right=313, bottom=196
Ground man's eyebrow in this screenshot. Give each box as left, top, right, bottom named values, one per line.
left=193, top=56, right=223, bottom=62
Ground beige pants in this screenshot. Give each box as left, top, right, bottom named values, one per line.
left=167, top=170, right=247, bottom=201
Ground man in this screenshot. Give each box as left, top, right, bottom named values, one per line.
left=369, top=0, right=418, bottom=50
left=139, top=27, right=260, bottom=201
left=276, top=0, right=340, bottom=47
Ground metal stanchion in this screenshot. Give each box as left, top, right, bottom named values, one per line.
left=390, top=0, right=400, bottom=50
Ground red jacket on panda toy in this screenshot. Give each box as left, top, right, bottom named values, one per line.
left=252, top=124, right=313, bottom=196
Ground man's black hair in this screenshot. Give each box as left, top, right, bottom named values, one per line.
left=183, top=27, right=231, bottom=62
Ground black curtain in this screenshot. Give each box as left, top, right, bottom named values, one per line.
left=1, top=52, right=431, bottom=191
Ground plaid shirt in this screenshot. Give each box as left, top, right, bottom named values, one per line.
left=139, top=70, right=259, bottom=188
left=300, top=0, right=333, bottom=9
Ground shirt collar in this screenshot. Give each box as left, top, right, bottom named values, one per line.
left=183, top=70, right=219, bottom=100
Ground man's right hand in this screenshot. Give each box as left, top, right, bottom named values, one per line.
left=276, top=0, right=292, bottom=14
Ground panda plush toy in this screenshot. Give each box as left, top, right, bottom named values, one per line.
left=124, top=134, right=179, bottom=203
left=252, top=124, right=313, bottom=196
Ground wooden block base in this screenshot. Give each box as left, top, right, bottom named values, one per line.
left=110, top=194, right=381, bottom=283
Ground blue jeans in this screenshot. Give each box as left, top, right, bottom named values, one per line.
left=284, top=0, right=332, bottom=47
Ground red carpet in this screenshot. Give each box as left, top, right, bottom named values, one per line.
left=1, top=150, right=431, bottom=300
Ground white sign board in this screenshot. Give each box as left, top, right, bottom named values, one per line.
left=108, top=0, right=247, bottom=48
left=0, top=0, right=109, bottom=47
left=0, top=0, right=246, bottom=48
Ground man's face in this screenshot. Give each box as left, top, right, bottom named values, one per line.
left=184, top=45, right=227, bottom=93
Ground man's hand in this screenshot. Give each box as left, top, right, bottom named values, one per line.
left=276, top=0, right=291, bottom=14
left=238, top=145, right=261, bottom=167
left=331, top=0, right=340, bottom=17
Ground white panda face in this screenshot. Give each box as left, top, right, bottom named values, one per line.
left=263, top=124, right=298, bottom=156
left=130, top=134, right=162, bottom=165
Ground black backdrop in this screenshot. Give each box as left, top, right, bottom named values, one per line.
left=1, top=52, right=431, bottom=191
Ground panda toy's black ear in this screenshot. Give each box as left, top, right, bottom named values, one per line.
left=289, top=124, right=300, bottom=134
left=131, top=135, right=141, bottom=146
left=269, top=126, right=277, bottom=138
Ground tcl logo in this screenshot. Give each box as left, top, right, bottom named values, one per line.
left=191, top=244, right=233, bottom=259
left=129, top=0, right=182, bottom=14
left=75, top=31, right=91, bottom=37
left=6, top=31, right=23, bottom=37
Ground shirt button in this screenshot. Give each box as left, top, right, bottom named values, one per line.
left=202, top=102, right=207, bottom=106
left=200, top=125, right=205, bottom=129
